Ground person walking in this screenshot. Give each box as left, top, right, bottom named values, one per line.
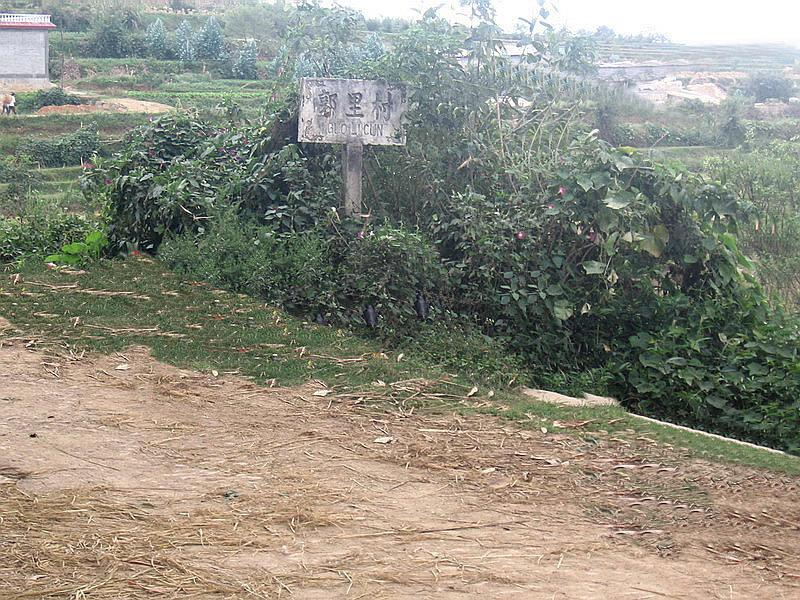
left=6, top=92, right=16, bottom=115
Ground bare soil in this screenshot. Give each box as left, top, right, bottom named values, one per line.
left=35, top=99, right=173, bottom=116
left=1, top=343, right=799, bottom=599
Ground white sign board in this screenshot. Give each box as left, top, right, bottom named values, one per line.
left=298, top=78, right=408, bottom=146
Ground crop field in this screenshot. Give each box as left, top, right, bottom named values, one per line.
left=597, top=41, right=800, bottom=69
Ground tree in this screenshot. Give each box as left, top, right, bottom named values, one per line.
left=232, top=39, right=259, bottom=79
left=175, top=20, right=195, bottom=62
left=746, top=73, right=795, bottom=102
left=717, top=92, right=749, bottom=148
left=170, top=0, right=195, bottom=13
left=145, top=18, right=170, bottom=59
left=195, top=16, right=226, bottom=61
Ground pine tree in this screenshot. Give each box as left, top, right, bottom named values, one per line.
left=195, top=16, right=226, bottom=61
left=175, top=20, right=195, bottom=62
left=232, top=39, right=258, bottom=79
left=145, top=18, right=169, bottom=59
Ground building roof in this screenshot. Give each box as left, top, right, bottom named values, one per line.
left=0, top=14, right=56, bottom=30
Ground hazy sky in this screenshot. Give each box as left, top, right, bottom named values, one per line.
left=337, top=0, right=800, bottom=46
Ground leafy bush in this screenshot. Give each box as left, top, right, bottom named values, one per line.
left=620, top=292, right=800, bottom=452
left=85, top=6, right=800, bottom=453
left=19, top=125, right=100, bottom=168
left=195, top=17, right=226, bottom=61
left=145, top=18, right=171, bottom=60
left=175, top=20, right=196, bottom=62
left=0, top=156, right=40, bottom=214
left=336, top=225, right=447, bottom=327
left=705, top=142, right=800, bottom=305
left=231, top=39, right=258, bottom=79
left=45, top=230, right=108, bottom=266
left=43, top=0, right=93, bottom=32
left=18, top=88, right=83, bottom=112
left=160, top=217, right=445, bottom=329
left=745, top=72, right=795, bottom=103
left=0, top=215, right=97, bottom=262
left=86, top=12, right=145, bottom=58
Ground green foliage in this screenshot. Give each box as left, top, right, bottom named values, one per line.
left=175, top=20, right=196, bottom=62
left=705, top=142, right=800, bottom=304
left=85, top=111, right=220, bottom=252
left=19, top=125, right=100, bottom=168
left=222, top=2, right=291, bottom=53
left=194, top=16, right=226, bottom=61
left=337, top=225, right=447, bottom=327
left=231, top=39, right=259, bottom=80
left=160, top=217, right=445, bottom=329
left=86, top=12, right=144, bottom=58
left=621, top=293, right=800, bottom=452
left=33, top=88, right=83, bottom=110
left=42, top=0, right=93, bottom=32
left=45, top=230, right=108, bottom=266
left=83, top=5, right=800, bottom=453
left=717, top=93, right=749, bottom=148
left=0, top=156, right=40, bottom=214
left=0, top=215, right=97, bottom=262
left=145, top=18, right=171, bottom=60
left=745, top=72, right=795, bottom=102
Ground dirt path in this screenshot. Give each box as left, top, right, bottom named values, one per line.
left=35, top=98, right=173, bottom=115
left=1, top=342, right=799, bottom=599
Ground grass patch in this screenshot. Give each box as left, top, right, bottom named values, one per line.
left=1, top=258, right=798, bottom=475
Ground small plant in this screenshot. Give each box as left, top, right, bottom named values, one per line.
left=0, top=215, right=97, bottom=262
left=45, top=230, right=108, bottom=266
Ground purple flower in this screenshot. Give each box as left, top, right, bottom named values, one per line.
left=356, top=231, right=366, bottom=240
left=104, top=178, right=112, bottom=185
left=547, top=203, right=555, bottom=209
left=558, top=186, right=567, bottom=197
left=515, top=231, right=527, bottom=241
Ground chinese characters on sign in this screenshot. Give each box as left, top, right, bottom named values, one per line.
left=299, top=78, right=408, bottom=146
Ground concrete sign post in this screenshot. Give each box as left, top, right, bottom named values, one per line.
left=299, top=78, right=408, bottom=216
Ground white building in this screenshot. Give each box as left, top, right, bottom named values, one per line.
left=0, top=13, right=56, bottom=89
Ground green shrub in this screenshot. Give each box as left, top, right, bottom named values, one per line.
left=15, top=89, right=83, bottom=113
left=160, top=218, right=445, bottom=329
left=86, top=7, right=800, bottom=453
left=86, top=12, right=146, bottom=58
left=337, top=225, right=447, bottom=328
left=0, top=215, right=97, bottom=262
left=33, top=88, right=82, bottom=110
left=619, top=292, right=800, bottom=452
left=745, top=72, right=795, bottom=102
left=18, top=125, right=100, bottom=168
left=0, top=156, right=40, bottom=216
left=159, top=213, right=338, bottom=316
left=145, top=18, right=172, bottom=60
left=194, top=17, right=226, bottom=61
left=45, top=230, right=108, bottom=266
left=231, top=39, right=258, bottom=79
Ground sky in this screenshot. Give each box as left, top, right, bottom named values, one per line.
left=336, top=0, right=800, bottom=47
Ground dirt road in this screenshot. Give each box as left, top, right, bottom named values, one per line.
left=1, top=341, right=798, bottom=598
